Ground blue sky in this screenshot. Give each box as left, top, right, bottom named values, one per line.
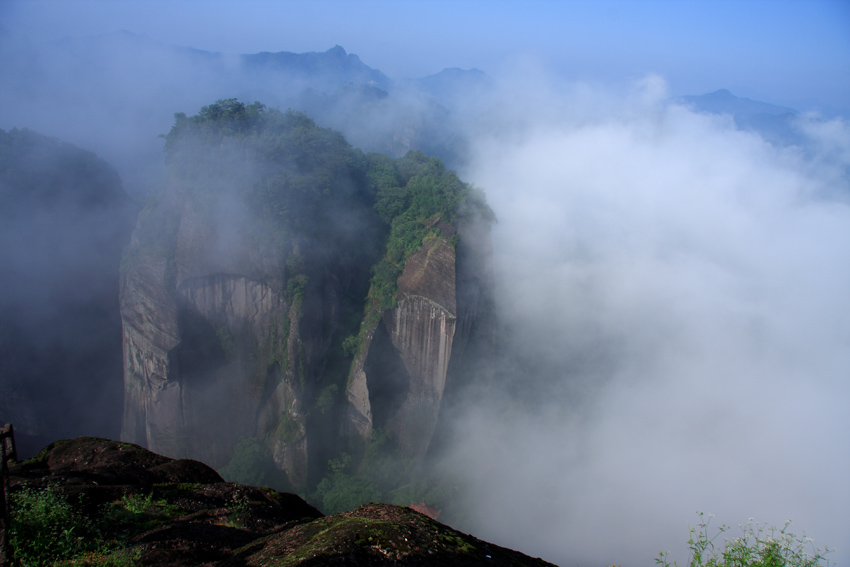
left=3, top=0, right=849, bottom=113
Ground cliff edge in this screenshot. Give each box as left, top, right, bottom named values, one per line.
left=119, top=101, right=494, bottom=491
left=7, top=436, right=555, bottom=566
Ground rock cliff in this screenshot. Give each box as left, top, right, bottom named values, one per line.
left=119, top=101, right=494, bottom=490
left=344, top=231, right=461, bottom=461
left=121, top=194, right=313, bottom=487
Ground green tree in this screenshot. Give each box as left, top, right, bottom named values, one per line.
left=313, top=452, right=381, bottom=515
left=219, top=437, right=288, bottom=490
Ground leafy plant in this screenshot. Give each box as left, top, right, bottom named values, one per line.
left=219, top=437, right=273, bottom=487
left=226, top=495, right=251, bottom=529
left=656, top=512, right=832, bottom=567
left=316, top=384, right=339, bottom=414
left=59, top=547, right=143, bottom=567
left=10, top=485, right=107, bottom=566
left=219, top=436, right=292, bottom=492
left=312, top=452, right=381, bottom=515
left=341, top=334, right=359, bottom=357
left=119, top=492, right=162, bottom=515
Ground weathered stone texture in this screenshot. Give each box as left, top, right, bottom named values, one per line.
left=119, top=196, right=309, bottom=486
left=122, top=190, right=492, bottom=485
left=344, top=235, right=464, bottom=460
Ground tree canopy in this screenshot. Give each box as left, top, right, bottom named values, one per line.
left=152, top=98, right=492, bottom=308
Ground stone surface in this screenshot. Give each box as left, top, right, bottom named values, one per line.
left=7, top=437, right=556, bottom=566
left=121, top=178, right=494, bottom=488
left=343, top=223, right=497, bottom=463
left=119, top=194, right=309, bottom=487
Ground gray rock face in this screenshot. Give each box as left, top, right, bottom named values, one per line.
left=342, top=230, right=493, bottom=462
left=120, top=194, right=311, bottom=487
left=120, top=178, right=493, bottom=490
left=383, top=294, right=456, bottom=457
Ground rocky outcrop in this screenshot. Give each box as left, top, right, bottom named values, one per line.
left=119, top=105, right=494, bottom=491
left=344, top=220, right=494, bottom=462
left=7, top=436, right=556, bottom=567
left=122, top=189, right=494, bottom=488
left=120, top=194, right=312, bottom=487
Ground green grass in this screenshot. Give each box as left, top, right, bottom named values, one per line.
left=10, top=485, right=118, bottom=567
left=9, top=485, right=191, bottom=567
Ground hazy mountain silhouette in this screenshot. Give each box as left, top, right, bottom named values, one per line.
left=678, top=89, right=802, bottom=146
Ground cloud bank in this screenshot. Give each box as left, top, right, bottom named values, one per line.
left=445, top=75, right=850, bottom=566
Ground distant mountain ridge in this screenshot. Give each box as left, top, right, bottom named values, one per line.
left=677, top=89, right=802, bottom=146
left=242, top=45, right=391, bottom=91
left=407, top=67, right=494, bottom=108
left=679, top=88, right=797, bottom=117
left=0, top=31, right=487, bottom=197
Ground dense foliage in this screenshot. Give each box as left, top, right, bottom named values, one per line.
left=160, top=99, right=376, bottom=254
left=159, top=99, right=490, bottom=285
left=9, top=485, right=174, bottom=566
left=310, top=428, right=459, bottom=519
left=365, top=150, right=491, bottom=311
left=218, top=436, right=291, bottom=490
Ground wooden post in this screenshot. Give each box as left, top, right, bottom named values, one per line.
left=0, top=423, right=15, bottom=567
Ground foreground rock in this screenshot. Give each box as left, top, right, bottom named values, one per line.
left=7, top=437, right=555, bottom=566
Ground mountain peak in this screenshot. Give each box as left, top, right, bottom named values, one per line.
left=681, top=89, right=797, bottom=117
left=708, top=88, right=734, bottom=98
left=327, top=44, right=347, bottom=57
left=240, top=45, right=389, bottom=91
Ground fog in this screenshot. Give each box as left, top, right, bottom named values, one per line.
left=1, top=2, right=849, bottom=565
left=444, top=73, right=850, bottom=566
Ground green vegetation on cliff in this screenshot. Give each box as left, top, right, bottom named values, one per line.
left=152, top=97, right=491, bottom=373
left=158, top=98, right=377, bottom=265
left=156, top=98, right=491, bottom=296
left=123, top=98, right=493, bottom=498
left=365, top=149, right=491, bottom=312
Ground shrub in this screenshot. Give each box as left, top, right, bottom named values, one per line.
left=341, top=334, right=359, bottom=357
left=219, top=437, right=273, bottom=487
left=105, top=492, right=182, bottom=535
left=316, top=384, right=340, bottom=414
left=312, top=452, right=380, bottom=515
left=10, top=485, right=104, bottom=566
left=656, top=512, right=832, bottom=567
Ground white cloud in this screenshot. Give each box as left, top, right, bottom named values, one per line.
left=448, top=76, right=850, bottom=566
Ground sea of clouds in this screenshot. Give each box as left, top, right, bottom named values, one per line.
left=447, top=71, right=850, bottom=567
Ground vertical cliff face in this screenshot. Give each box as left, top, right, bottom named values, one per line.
left=120, top=101, right=494, bottom=490
left=120, top=250, right=181, bottom=454
left=381, top=293, right=456, bottom=458
left=343, top=219, right=494, bottom=463
left=120, top=200, right=312, bottom=486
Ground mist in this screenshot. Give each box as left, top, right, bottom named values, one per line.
left=1, top=2, right=849, bottom=565
left=442, top=74, right=850, bottom=566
